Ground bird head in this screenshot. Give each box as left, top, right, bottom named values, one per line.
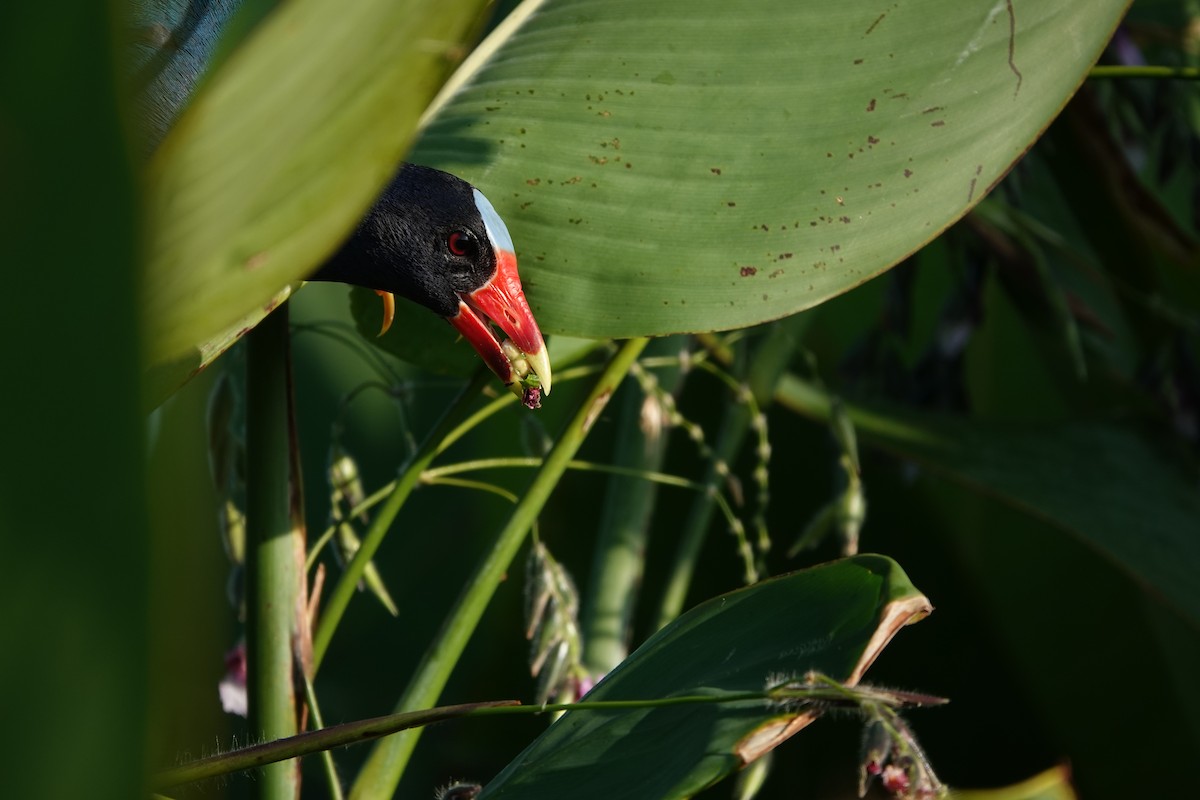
left=313, top=164, right=551, bottom=402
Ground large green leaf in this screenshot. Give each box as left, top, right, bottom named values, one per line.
left=139, top=0, right=489, bottom=383
left=1, top=4, right=148, bottom=798
left=408, top=0, right=1130, bottom=339
left=478, top=555, right=931, bottom=799
left=775, top=376, right=1200, bottom=631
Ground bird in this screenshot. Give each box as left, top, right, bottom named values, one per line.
left=309, top=163, right=552, bottom=408
left=128, top=5, right=550, bottom=406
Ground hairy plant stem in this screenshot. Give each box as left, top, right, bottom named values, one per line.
left=245, top=304, right=304, bottom=800
left=156, top=678, right=918, bottom=790
left=158, top=689, right=788, bottom=790
left=349, top=338, right=650, bottom=800
left=152, top=701, right=519, bottom=791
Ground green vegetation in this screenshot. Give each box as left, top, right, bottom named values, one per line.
left=3, top=1, right=1197, bottom=799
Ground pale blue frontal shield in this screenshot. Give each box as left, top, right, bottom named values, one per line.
left=472, top=188, right=515, bottom=253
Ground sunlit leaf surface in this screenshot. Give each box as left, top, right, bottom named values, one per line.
left=408, top=0, right=1130, bottom=340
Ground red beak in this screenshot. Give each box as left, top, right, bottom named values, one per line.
left=448, top=248, right=552, bottom=399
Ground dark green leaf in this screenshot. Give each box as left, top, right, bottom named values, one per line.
left=480, top=555, right=930, bottom=799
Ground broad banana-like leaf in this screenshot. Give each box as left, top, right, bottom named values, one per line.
left=398, top=0, right=1130, bottom=345
left=776, top=376, right=1200, bottom=633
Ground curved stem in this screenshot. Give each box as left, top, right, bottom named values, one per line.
left=312, top=367, right=492, bottom=671
left=155, top=679, right=906, bottom=791
left=436, top=362, right=605, bottom=455
left=349, top=338, right=649, bottom=800
left=654, top=315, right=809, bottom=629
left=422, top=458, right=743, bottom=534
left=422, top=475, right=520, bottom=503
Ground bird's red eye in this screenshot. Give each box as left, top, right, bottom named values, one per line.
left=448, top=231, right=476, bottom=257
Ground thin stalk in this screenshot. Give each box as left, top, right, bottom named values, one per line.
left=773, top=372, right=834, bottom=421
left=307, top=481, right=395, bottom=571
left=306, top=362, right=608, bottom=572
left=654, top=315, right=809, bottom=629
left=302, top=674, right=345, bottom=800
left=422, top=475, right=520, bottom=503
left=772, top=371, right=930, bottom=442
left=658, top=341, right=760, bottom=610
left=245, top=305, right=303, bottom=799
left=152, top=701, right=520, bottom=791
left=582, top=336, right=687, bottom=675
left=349, top=338, right=649, bottom=800
left=436, top=362, right=605, bottom=455
left=157, top=681, right=898, bottom=790
left=423, top=457, right=741, bottom=531
left=158, top=691, right=770, bottom=791
left=1088, top=65, right=1200, bottom=80
left=695, top=358, right=773, bottom=555
left=310, top=361, right=615, bottom=568
left=312, top=368, right=492, bottom=671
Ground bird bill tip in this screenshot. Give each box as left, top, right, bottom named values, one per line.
left=456, top=250, right=551, bottom=402
left=448, top=300, right=551, bottom=406
left=523, top=347, right=552, bottom=396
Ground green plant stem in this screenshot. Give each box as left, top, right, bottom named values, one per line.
left=245, top=304, right=303, bottom=799
left=312, top=367, right=492, bottom=671
left=654, top=316, right=809, bottom=629
left=659, top=340, right=761, bottom=604
left=1088, top=65, right=1200, bottom=80
left=773, top=372, right=916, bottom=438
left=152, top=701, right=519, bottom=791
left=422, top=458, right=743, bottom=533
left=308, top=363, right=611, bottom=571
left=306, top=363, right=609, bottom=571
left=773, top=372, right=835, bottom=422
left=157, top=693, right=763, bottom=791
left=307, top=480, right=395, bottom=571
left=582, top=336, right=687, bottom=675
left=156, top=680, right=910, bottom=790
left=436, top=362, right=605, bottom=454
left=302, top=674, right=345, bottom=800
left=423, top=475, right=520, bottom=503
left=349, top=338, right=649, bottom=800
